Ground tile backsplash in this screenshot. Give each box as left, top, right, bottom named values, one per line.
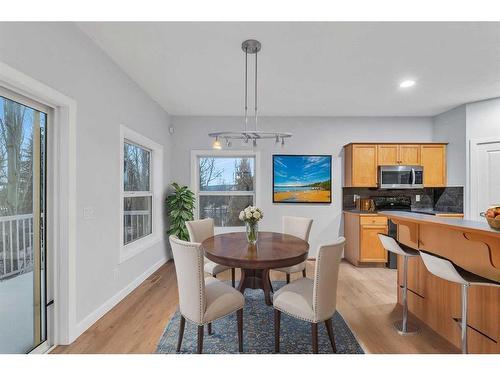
left=343, top=186, right=463, bottom=213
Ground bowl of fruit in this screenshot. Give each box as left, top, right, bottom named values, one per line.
left=481, top=206, right=500, bottom=230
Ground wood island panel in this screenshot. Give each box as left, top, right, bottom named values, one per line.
left=385, top=211, right=500, bottom=354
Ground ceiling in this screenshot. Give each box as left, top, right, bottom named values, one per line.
left=78, top=22, right=500, bottom=117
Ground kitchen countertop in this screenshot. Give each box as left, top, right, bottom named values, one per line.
left=343, top=208, right=463, bottom=216
left=379, top=210, right=500, bottom=238
left=343, top=209, right=379, bottom=216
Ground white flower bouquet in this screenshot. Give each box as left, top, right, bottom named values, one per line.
left=239, top=206, right=263, bottom=244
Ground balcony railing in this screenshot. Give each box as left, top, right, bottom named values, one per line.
left=0, top=214, right=34, bottom=281
left=0, top=211, right=153, bottom=281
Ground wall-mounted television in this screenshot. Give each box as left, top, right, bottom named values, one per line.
left=273, top=155, right=332, bottom=204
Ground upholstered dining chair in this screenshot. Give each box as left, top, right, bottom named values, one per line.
left=274, top=216, right=313, bottom=283
left=273, top=237, right=346, bottom=354
left=186, top=218, right=236, bottom=287
left=169, top=235, right=244, bottom=353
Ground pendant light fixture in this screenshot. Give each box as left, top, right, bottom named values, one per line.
left=209, top=39, right=292, bottom=149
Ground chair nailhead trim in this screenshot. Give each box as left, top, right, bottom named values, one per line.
left=313, top=249, right=322, bottom=322
left=171, top=237, right=205, bottom=325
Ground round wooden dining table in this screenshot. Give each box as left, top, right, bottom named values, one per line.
left=201, top=231, right=309, bottom=305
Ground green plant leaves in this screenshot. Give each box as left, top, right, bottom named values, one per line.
left=166, top=182, right=196, bottom=241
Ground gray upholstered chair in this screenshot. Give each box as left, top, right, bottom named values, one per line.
left=273, top=237, right=345, bottom=353
left=169, top=235, right=244, bottom=353
left=274, top=216, right=313, bottom=283
left=186, top=218, right=236, bottom=287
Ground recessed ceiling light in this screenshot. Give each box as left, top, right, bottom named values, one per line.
left=399, top=80, right=416, bottom=88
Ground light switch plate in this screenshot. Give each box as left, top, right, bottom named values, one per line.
left=415, top=195, right=421, bottom=202
left=83, top=207, right=95, bottom=220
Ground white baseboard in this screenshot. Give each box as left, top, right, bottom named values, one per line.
left=74, top=256, right=169, bottom=339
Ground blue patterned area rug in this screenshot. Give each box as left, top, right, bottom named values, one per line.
left=156, top=282, right=364, bottom=354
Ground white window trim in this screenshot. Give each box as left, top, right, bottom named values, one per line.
left=120, top=125, right=163, bottom=263
left=0, top=61, right=77, bottom=345
left=191, top=150, right=261, bottom=234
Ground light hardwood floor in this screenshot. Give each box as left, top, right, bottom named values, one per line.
left=52, top=260, right=458, bottom=354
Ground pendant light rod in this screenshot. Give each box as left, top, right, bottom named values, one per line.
left=244, top=46, right=248, bottom=131
left=255, top=50, right=258, bottom=130
left=209, top=39, right=292, bottom=149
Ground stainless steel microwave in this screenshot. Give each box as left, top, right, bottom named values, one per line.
left=378, top=165, right=423, bottom=189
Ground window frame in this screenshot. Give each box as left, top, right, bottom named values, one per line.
left=120, top=125, right=163, bottom=263
left=191, top=150, right=260, bottom=233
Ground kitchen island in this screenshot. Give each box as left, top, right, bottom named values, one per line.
left=379, top=211, right=500, bottom=354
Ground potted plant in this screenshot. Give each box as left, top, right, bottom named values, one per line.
left=166, top=182, right=195, bottom=241
left=239, top=205, right=264, bottom=245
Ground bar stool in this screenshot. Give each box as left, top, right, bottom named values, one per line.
left=419, top=251, right=500, bottom=354
left=378, top=234, right=420, bottom=335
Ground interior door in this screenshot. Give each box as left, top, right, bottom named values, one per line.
left=0, top=89, right=47, bottom=353
left=471, top=140, right=500, bottom=220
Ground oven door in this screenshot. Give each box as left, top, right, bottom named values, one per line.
left=378, top=166, right=419, bottom=189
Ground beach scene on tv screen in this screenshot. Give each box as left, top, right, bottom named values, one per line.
left=273, top=155, right=331, bottom=203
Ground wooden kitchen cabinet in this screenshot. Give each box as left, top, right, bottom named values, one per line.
left=344, top=144, right=378, bottom=187
left=399, top=144, right=421, bottom=165
left=343, top=211, right=388, bottom=266
left=420, top=144, right=447, bottom=187
left=377, top=144, right=399, bottom=165
left=377, top=144, right=420, bottom=165
left=360, top=224, right=389, bottom=262
left=344, top=143, right=446, bottom=188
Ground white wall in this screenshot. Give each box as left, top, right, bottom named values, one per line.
left=171, top=116, right=433, bottom=257
left=466, top=97, right=500, bottom=140
left=0, top=23, right=172, bottom=338
left=432, top=105, right=466, bottom=186
left=464, top=97, right=500, bottom=217
left=429, top=97, right=500, bottom=218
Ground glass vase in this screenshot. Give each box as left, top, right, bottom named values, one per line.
left=245, top=222, right=258, bottom=245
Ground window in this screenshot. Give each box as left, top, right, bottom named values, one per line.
left=194, top=153, right=257, bottom=227
left=123, top=142, right=152, bottom=245
left=120, top=125, right=163, bottom=262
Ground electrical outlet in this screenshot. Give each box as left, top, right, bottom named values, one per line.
left=415, top=195, right=421, bottom=202
left=83, top=207, right=95, bottom=220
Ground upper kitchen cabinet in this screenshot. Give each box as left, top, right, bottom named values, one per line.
left=398, top=144, right=421, bottom=165
left=344, top=143, right=447, bottom=188
left=344, top=144, right=378, bottom=187
left=377, top=144, right=399, bottom=165
left=420, top=144, right=447, bottom=187
left=377, top=144, right=420, bottom=165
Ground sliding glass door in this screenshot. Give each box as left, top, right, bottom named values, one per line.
left=0, top=88, right=47, bottom=353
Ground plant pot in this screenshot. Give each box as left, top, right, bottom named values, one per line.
left=246, top=222, right=258, bottom=245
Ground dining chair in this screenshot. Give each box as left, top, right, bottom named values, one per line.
left=169, top=235, right=244, bottom=353
left=274, top=216, right=313, bottom=283
left=273, top=237, right=345, bottom=353
left=186, top=218, right=236, bottom=287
